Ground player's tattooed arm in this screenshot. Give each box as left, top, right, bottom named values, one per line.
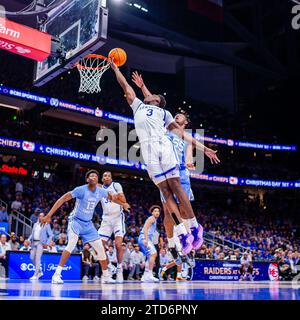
left=168, top=121, right=221, bottom=165
left=42, top=192, right=73, bottom=224
left=109, top=58, right=136, bottom=105
left=132, top=71, right=152, bottom=98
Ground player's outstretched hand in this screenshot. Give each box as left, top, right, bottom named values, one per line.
left=204, top=148, right=221, bottom=164
left=108, top=58, right=118, bottom=71
left=132, top=71, right=144, bottom=88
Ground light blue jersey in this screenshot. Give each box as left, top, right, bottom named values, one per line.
left=140, top=217, right=157, bottom=242
left=70, top=185, right=108, bottom=222
left=138, top=216, right=158, bottom=257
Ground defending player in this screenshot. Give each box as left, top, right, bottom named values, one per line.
left=131, top=71, right=214, bottom=252
left=138, top=205, right=161, bottom=282
left=42, top=170, right=130, bottom=284
left=98, top=171, right=128, bottom=283
left=110, top=60, right=220, bottom=256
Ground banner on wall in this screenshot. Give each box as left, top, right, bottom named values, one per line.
left=7, top=251, right=81, bottom=280
left=191, top=259, right=279, bottom=281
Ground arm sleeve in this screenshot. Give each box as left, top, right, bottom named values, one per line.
left=164, top=110, right=175, bottom=127
left=113, top=182, right=123, bottom=194
left=130, top=97, right=143, bottom=113
left=70, top=186, right=85, bottom=199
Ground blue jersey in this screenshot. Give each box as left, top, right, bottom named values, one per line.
left=167, top=131, right=188, bottom=169
left=141, top=217, right=157, bottom=242
left=70, top=185, right=108, bottom=222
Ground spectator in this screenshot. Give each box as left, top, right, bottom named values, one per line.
left=128, top=244, right=145, bottom=280
left=240, top=252, right=254, bottom=281
left=56, top=238, right=67, bottom=252
left=82, top=243, right=92, bottom=280
left=20, top=239, right=31, bottom=251
left=122, top=242, right=133, bottom=280
left=30, top=208, right=41, bottom=224
left=47, top=240, right=58, bottom=253
left=75, top=238, right=84, bottom=253
left=15, top=181, right=23, bottom=194
left=0, top=234, right=12, bottom=277
left=106, top=245, right=117, bottom=266
left=19, top=235, right=25, bottom=247
left=8, top=232, right=20, bottom=251
left=11, top=194, right=22, bottom=211
left=0, top=206, right=8, bottom=222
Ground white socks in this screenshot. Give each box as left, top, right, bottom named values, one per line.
left=174, top=223, right=188, bottom=236
left=187, top=217, right=199, bottom=229
left=167, top=237, right=176, bottom=248
left=55, top=265, right=63, bottom=276
left=102, top=269, right=109, bottom=277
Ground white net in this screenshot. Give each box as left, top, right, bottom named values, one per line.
left=77, top=54, right=110, bottom=94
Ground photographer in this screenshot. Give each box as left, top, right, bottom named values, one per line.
left=240, top=249, right=254, bottom=281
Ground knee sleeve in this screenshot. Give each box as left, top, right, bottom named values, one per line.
left=65, top=228, right=79, bottom=253
left=90, top=239, right=106, bottom=261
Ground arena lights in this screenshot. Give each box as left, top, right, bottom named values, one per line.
left=125, top=2, right=148, bottom=12
left=0, top=135, right=300, bottom=190
left=0, top=85, right=297, bottom=152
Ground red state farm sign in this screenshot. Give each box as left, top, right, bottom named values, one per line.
left=0, top=164, right=27, bottom=175
left=0, top=17, right=51, bottom=61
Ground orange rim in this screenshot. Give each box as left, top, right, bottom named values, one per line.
left=76, top=54, right=109, bottom=71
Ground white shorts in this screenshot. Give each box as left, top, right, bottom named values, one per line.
left=141, top=138, right=180, bottom=185
left=98, top=212, right=126, bottom=241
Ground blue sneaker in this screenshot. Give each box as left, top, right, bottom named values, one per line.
left=178, top=233, right=194, bottom=255
left=190, top=224, right=204, bottom=250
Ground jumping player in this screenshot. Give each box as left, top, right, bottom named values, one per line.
left=138, top=205, right=161, bottom=282
left=131, top=71, right=218, bottom=253
left=110, top=60, right=220, bottom=255
left=98, top=171, right=128, bottom=283
left=42, top=169, right=130, bottom=284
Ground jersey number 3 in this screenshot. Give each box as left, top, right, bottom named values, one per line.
left=146, top=109, right=153, bottom=117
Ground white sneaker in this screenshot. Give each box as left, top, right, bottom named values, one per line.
left=30, top=274, right=38, bottom=280
left=82, top=275, right=89, bottom=280
left=52, top=274, right=64, bottom=284
left=116, top=270, right=124, bottom=283
left=93, top=276, right=100, bottom=281
left=141, top=272, right=159, bottom=283
left=101, top=274, right=116, bottom=284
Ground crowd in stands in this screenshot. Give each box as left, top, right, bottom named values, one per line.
left=0, top=170, right=299, bottom=280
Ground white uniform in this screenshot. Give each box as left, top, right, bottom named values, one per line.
left=98, top=182, right=126, bottom=240
left=130, top=98, right=179, bottom=185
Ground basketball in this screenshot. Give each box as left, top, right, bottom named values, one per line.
left=108, top=48, right=127, bottom=67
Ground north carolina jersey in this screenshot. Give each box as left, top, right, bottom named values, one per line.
left=167, top=131, right=188, bottom=169
left=70, top=185, right=108, bottom=222
left=130, top=98, right=175, bottom=145
left=140, top=217, right=157, bottom=242
left=100, top=182, right=123, bottom=216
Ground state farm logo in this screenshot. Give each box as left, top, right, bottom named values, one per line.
left=229, top=176, right=238, bottom=185
left=95, top=108, right=103, bottom=118
left=268, top=263, right=279, bottom=281
left=15, top=46, right=31, bottom=54
left=22, top=141, right=35, bottom=152
left=227, top=139, right=234, bottom=146
left=0, top=21, right=20, bottom=39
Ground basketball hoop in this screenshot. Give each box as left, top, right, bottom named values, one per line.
left=76, top=54, right=110, bottom=94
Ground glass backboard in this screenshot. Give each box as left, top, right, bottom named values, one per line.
left=33, top=0, right=108, bottom=86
